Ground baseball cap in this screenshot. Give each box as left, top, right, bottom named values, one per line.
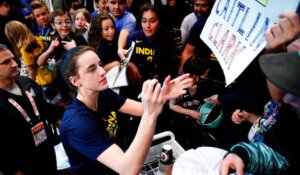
left=259, top=51, right=300, bottom=96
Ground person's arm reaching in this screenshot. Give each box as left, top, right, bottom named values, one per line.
left=119, top=73, right=193, bottom=117
left=97, top=79, right=163, bottom=174
left=179, top=43, right=195, bottom=73
left=118, top=29, right=131, bottom=60
left=220, top=142, right=288, bottom=175
left=169, top=99, right=201, bottom=120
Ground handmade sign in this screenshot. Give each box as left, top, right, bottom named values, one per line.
left=201, top=0, right=300, bottom=85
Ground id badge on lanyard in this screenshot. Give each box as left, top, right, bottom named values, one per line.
left=8, top=90, right=47, bottom=147
left=31, top=121, right=47, bottom=146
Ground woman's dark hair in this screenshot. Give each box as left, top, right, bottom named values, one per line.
left=88, top=13, right=115, bottom=50
left=61, top=46, right=94, bottom=92
left=70, top=1, right=82, bottom=10
left=140, top=4, right=167, bottom=37
left=135, top=4, right=163, bottom=30
left=140, top=4, right=161, bottom=21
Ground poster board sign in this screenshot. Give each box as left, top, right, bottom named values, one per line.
left=106, top=41, right=135, bottom=88
left=200, top=0, right=300, bottom=85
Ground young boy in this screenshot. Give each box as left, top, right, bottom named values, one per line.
left=30, top=1, right=55, bottom=45
left=169, top=55, right=225, bottom=149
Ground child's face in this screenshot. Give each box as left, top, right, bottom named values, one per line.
left=75, top=12, right=87, bottom=32
left=69, top=8, right=76, bottom=19
left=108, top=0, right=126, bottom=18
left=167, top=0, right=176, bottom=6
left=97, top=0, right=109, bottom=14
left=101, top=18, right=115, bottom=41
left=52, top=14, right=72, bottom=37
left=141, top=10, right=159, bottom=38
left=33, top=7, right=50, bottom=28
left=0, top=2, right=11, bottom=16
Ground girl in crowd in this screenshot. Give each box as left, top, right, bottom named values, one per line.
left=59, top=46, right=192, bottom=175
left=88, top=13, right=120, bottom=72
left=91, top=0, right=109, bottom=19
left=73, top=8, right=91, bottom=42
left=121, top=4, right=179, bottom=100
left=5, top=20, right=55, bottom=86
left=118, top=4, right=179, bottom=148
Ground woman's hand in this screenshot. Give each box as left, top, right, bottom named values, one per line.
left=140, top=79, right=164, bottom=119
left=161, top=73, right=193, bottom=103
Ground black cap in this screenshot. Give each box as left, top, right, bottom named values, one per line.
left=259, top=51, right=300, bottom=96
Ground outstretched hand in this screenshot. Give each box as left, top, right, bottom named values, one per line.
left=140, top=79, right=164, bottom=119
left=204, top=94, right=221, bottom=106
left=265, top=12, right=300, bottom=53
left=220, top=153, right=245, bottom=175
left=161, top=73, right=193, bottom=103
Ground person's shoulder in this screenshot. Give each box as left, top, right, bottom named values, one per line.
left=16, top=76, right=38, bottom=88
left=195, top=15, right=209, bottom=25
left=100, top=88, right=118, bottom=98
left=122, top=11, right=136, bottom=21
left=190, top=16, right=209, bottom=33
left=123, top=11, right=134, bottom=17
left=63, top=99, right=90, bottom=123
left=100, top=88, right=126, bottom=101
left=185, top=12, right=196, bottom=19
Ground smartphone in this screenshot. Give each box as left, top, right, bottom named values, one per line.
left=171, top=28, right=182, bottom=46
left=171, top=28, right=181, bottom=39
left=62, top=35, right=71, bottom=42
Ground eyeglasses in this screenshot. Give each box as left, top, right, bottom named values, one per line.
left=54, top=20, right=72, bottom=26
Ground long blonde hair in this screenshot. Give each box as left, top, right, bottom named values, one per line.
left=4, top=20, right=42, bottom=58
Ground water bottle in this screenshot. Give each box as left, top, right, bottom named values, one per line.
left=158, top=144, right=173, bottom=175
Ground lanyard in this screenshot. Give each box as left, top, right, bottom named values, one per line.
left=8, top=90, right=40, bottom=125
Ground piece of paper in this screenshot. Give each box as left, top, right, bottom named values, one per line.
left=200, top=0, right=300, bottom=86
left=106, top=41, right=135, bottom=88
